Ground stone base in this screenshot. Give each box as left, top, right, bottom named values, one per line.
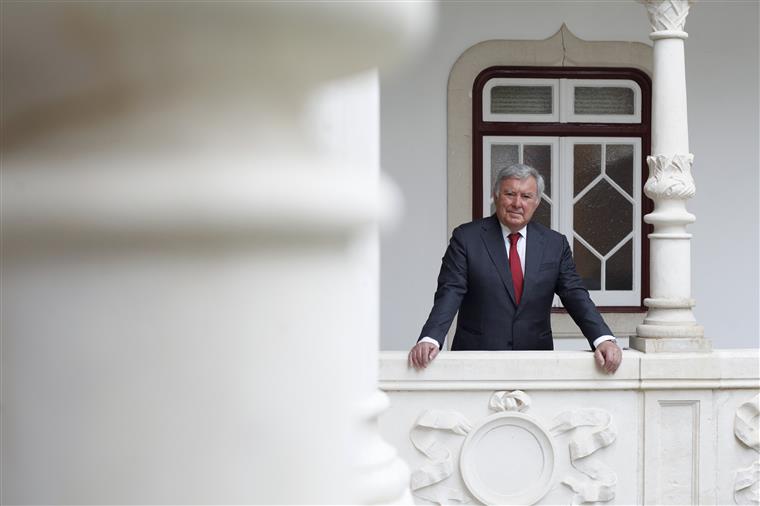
left=636, top=323, right=705, bottom=339
left=629, top=336, right=713, bottom=353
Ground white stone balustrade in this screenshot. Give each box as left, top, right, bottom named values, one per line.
left=379, top=351, right=760, bottom=505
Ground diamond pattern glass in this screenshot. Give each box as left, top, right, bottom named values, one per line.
left=491, top=144, right=519, bottom=206
left=574, top=179, right=632, bottom=256
left=573, top=239, right=601, bottom=290
left=523, top=144, right=551, bottom=195
left=606, top=144, right=634, bottom=196
left=574, top=144, right=601, bottom=196
left=534, top=198, right=551, bottom=229
left=606, top=239, right=633, bottom=290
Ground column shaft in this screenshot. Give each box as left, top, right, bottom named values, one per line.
left=632, top=0, right=710, bottom=353
left=1, top=3, right=431, bottom=502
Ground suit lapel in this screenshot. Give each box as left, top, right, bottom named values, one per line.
left=481, top=216, right=518, bottom=306
left=518, top=221, right=547, bottom=315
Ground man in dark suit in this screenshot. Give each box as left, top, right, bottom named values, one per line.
left=409, top=164, right=622, bottom=373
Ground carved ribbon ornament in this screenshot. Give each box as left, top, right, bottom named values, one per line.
left=734, top=394, right=760, bottom=505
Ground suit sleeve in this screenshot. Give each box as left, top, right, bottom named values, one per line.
left=417, top=226, right=469, bottom=348
left=555, top=235, right=613, bottom=350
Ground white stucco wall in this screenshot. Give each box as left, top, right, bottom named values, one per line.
left=380, top=0, right=759, bottom=350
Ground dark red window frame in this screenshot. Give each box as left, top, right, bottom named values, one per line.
left=472, top=66, right=652, bottom=312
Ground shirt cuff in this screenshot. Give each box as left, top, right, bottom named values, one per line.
left=420, top=336, right=441, bottom=349
left=593, top=335, right=617, bottom=348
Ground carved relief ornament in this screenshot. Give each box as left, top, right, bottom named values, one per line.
left=644, top=153, right=696, bottom=200
left=639, top=0, right=692, bottom=34
left=409, top=391, right=618, bottom=505
left=733, top=394, right=760, bottom=505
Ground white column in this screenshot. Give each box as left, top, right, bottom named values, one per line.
left=1, top=3, right=432, bottom=503
left=631, top=0, right=711, bottom=353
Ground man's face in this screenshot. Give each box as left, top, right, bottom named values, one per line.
left=494, top=176, right=540, bottom=232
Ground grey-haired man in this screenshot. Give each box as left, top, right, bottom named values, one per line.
left=409, top=164, right=622, bottom=373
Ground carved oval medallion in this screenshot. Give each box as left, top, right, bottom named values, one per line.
left=459, top=412, right=555, bottom=505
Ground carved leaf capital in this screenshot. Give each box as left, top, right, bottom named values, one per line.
left=639, top=0, right=692, bottom=33
left=644, top=153, right=696, bottom=200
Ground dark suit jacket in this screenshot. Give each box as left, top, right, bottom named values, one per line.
left=418, top=216, right=611, bottom=351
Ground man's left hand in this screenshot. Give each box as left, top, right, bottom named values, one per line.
left=594, top=340, right=622, bottom=374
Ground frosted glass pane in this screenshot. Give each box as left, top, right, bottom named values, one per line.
left=491, top=86, right=552, bottom=115
left=573, top=239, right=601, bottom=291
left=574, top=179, right=632, bottom=256
left=574, top=144, right=601, bottom=196
left=523, top=144, right=551, bottom=195
left=574, top=87, right=634, bottom=115
left=491, top=144, right=519, bottom=192
left=606, top=239, right=633, bottom=290
left=606, top=144, right=634, bottom=196
left=534, top=198, right=551, bottom=229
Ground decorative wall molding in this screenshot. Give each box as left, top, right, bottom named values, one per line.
left=734, top=394, right=760, bottom=505
left=489, top=390, right=531, bottom=412
left=461, top=411, right=555, bottom=505
left=643, top=153, right=696, bottom=201
left=382, top=353, right=759, bottom=504
left=409, top=408, right=473, bottom=504
left=551, top=409, right=617, bottom=504
left=734, top=461, right=760, bottom=505
left=446, top=24, right=652, bottom=239
left=408, top=390, right=621, bottom=505
left=735, top=394, right=760, bottom=452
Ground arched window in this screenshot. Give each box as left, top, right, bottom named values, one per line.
left=473, top=67, right=651, bottom=309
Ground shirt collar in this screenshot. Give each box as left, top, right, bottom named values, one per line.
left=499, top=221, right=528, bottom=240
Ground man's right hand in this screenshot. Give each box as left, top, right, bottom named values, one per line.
left=408, top=341, right=440, bottom=369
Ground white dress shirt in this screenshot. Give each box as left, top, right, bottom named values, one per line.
left=420, top=222, right=615, bottom=350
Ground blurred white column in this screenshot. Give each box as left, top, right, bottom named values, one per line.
left=631, top=0, right=710, bottom=353
left=1, top=3, right=433, bottom=503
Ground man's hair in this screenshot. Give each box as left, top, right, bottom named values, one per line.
left=492, top=163, right=545, bottom=199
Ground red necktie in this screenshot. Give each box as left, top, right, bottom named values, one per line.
left=508, top=233, right=523, bottom=304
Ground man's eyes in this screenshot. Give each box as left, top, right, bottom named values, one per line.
left=504, top=192, right=535, bottom=199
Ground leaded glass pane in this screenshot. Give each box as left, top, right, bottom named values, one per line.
left=573, top=239, right=601, bottom=290
left=574, top=87, right=634, bottom=115
left=574, top=144, right=601, bottom=196
left=523, top=144, right=551, bottom=195
left=534, top=198, right=551, bottom=229
left=574, top=179, right=632, bottom=256
left=491, top=86, right=552, bottom=115
left=606, top=239, right=633, bottom=290
left=606, top=144, right=634, bottom=196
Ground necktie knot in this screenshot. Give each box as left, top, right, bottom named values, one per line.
left=508, top=232, right=521, bottom=246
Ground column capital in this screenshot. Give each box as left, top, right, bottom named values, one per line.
left=639, top=0, right=693, bottom=39
left=644, top=153, right=696, bottom=201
